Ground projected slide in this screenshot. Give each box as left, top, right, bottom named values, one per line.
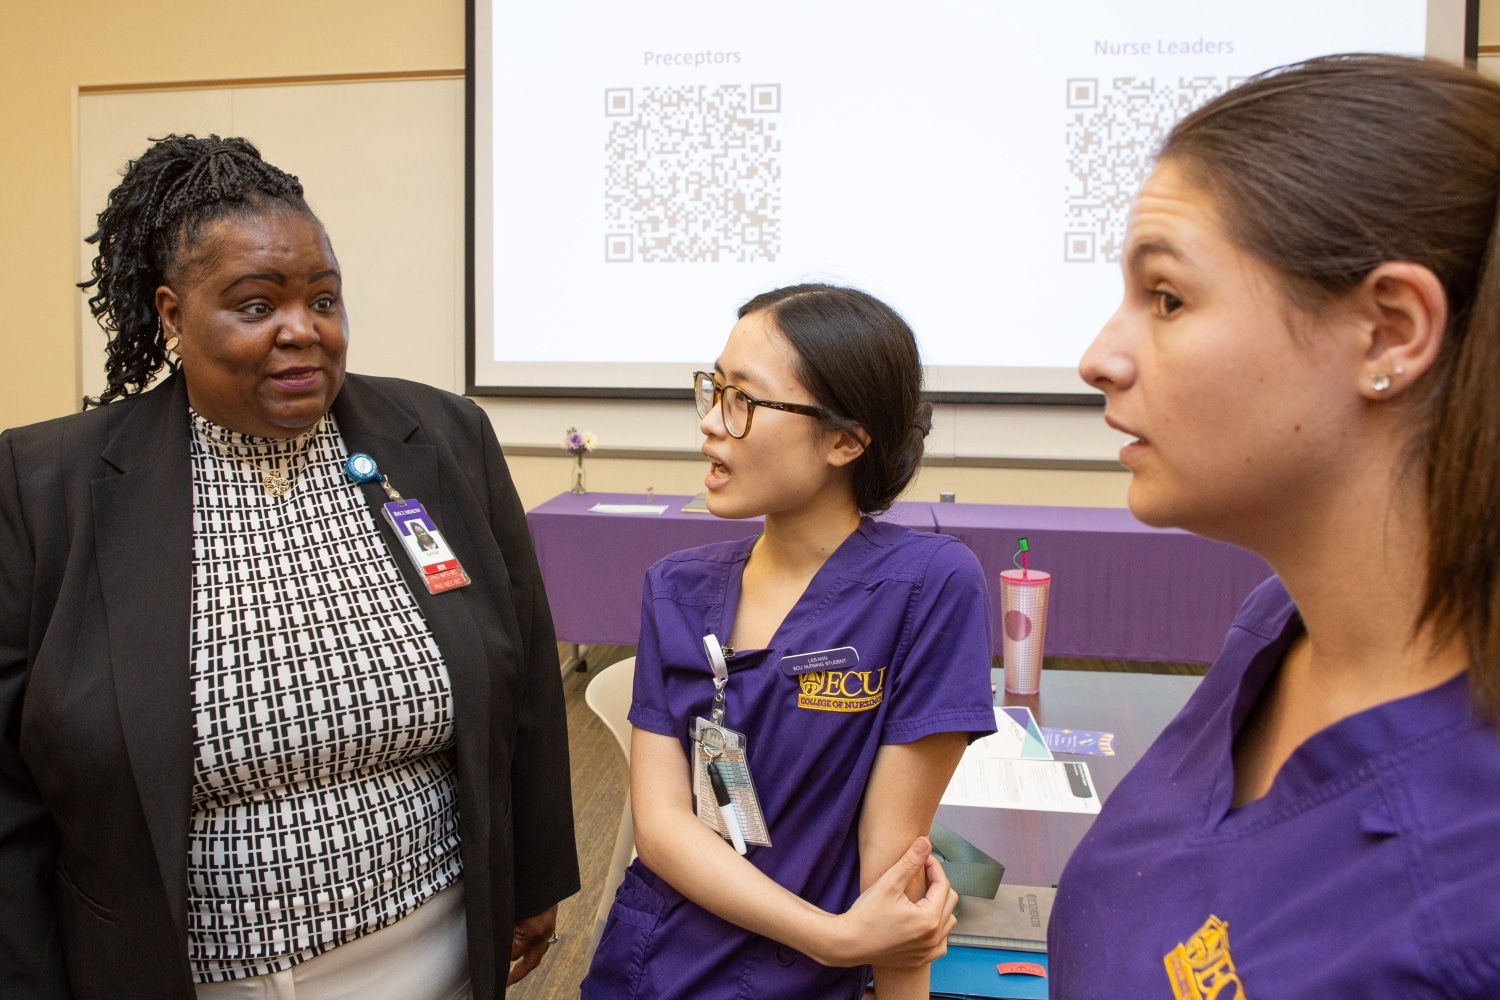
left=483, top=0, right=1441, bottom=395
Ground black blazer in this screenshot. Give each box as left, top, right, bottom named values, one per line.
left=0, top=372, right=579, bottom=1000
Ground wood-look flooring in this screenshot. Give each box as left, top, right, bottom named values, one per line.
left=506, top=644, right=634, bottom=1000
left=505, top=645, right=1203, bottom=999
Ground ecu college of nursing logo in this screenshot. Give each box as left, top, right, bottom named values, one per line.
left=1164, top=915, right=1246, bottom=1000
left=796, top=666, right=886, bottom=713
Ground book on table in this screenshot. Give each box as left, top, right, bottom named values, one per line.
left=949, top=885, right=1054, bottom=952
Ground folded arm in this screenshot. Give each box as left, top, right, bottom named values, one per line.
left=630, top=728, right=957, bottom=969
left=858, top=732, right=969, bottom=999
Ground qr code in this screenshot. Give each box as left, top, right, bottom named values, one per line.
left=1063, top=77, right=1242, bottom=263
left=604, top=84, right=782, bottom=264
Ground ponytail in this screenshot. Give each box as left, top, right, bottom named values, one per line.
left=1422, top=209, right=1500, bottom=722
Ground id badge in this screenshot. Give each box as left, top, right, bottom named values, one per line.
left=382, top=500, right=471, bottom=594
left=691, top=716, right=771, bottom=847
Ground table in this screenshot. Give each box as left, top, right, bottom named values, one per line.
left=526, top=492, right=934, bottom=656
left=932, top=503, right=1272, bottom=663
left=526, top=492, right=1271, bottom=664
left=936, top=669, right=1201, bottom=887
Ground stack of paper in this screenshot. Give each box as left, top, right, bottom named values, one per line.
left=979, top=707, right=1053, bottom=760
left=940, top=707, right=1101, bottom=814
left=588, top=503, right=669, bottom=515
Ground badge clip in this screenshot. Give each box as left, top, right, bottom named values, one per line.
left=703, top=634, right=729, bottom=725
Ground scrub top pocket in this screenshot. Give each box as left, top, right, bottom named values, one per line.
left=582, top=866, right=666, bottom=1000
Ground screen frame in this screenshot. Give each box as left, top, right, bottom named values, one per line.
left=465, top=0, right=1477, bottom=405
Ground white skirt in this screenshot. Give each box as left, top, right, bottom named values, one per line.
left=195, top=881, right=471, bottom=1000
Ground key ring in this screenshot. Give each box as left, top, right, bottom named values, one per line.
left=699, top=724, right=728, bottom=760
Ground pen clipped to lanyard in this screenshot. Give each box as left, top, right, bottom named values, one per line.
left=689, top=633, right=772, bottom=849
left=708, top=761, right=748, bottom=855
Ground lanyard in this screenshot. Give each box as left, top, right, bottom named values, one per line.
left=702, top=634, right=729, bottom=726
left=692, top=635, right=771, bottom=848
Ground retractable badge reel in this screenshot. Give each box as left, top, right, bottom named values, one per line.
left=691, top=634, right=771, bottom=848
left=345, top=453, right=471, bottom=594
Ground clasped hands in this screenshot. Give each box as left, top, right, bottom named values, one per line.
left=508, top=836, right=957, bottom=982
left=808, top=835, right=959, bottom=969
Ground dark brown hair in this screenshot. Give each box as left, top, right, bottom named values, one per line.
left=1161, top=54, right=1500, bottom=720
left=738, top=284, right=931, bottom=514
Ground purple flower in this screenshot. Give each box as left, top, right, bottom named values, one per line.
left=565, top=428, right=585, bottom=454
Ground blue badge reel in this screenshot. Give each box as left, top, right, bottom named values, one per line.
left=344, top=452, right=380, bottom=483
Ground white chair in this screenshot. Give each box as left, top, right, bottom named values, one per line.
left=584, top=657, right=637, bottom=953
left=585, top=656, right=635, bottom=765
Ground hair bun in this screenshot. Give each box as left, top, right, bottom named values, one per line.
left=913, top=401, right=933, bottom=438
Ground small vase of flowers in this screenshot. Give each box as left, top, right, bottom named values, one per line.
left=565, top=427, right=597, bottom=494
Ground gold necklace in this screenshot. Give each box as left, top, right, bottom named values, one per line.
left=198, top=418, right=323, bottom=498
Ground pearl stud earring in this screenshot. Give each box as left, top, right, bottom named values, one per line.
left=1371, top=365, right=1405, bottom=392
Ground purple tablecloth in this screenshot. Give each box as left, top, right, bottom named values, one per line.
left=526, top=492, right=1272, bottom=664
left=930, top=503, right=1271, bottom=663
left=525, top=493, right=935, bottom=649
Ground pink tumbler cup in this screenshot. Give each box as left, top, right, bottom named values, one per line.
left=999, top=568, right=1051, bottom=695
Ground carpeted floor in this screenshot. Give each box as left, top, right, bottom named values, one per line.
left=504, top=645, right=1204, bottom=998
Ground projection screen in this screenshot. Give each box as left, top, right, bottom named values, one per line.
left=468, top=0, right=1471, bottom=402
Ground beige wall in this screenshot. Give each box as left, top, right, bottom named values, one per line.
left=10, top=1, right=1495, bottom=510
left=504, top=453, right=1132, bottom=513
left=76, top=80, right=466, bottom=405
left=0, top=0, right=464, bottom=432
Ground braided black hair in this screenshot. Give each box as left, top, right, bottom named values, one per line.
left=79, top=134, right=312, bottom=407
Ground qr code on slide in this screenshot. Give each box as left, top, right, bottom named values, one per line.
left=603, top=84, right=782, bottom=264
left=1063, top=77, right=1243, bottom=263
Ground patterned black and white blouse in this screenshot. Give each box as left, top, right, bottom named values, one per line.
left=186, top=410, right=461, bottom=982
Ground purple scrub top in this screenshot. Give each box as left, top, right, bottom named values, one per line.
left=1049, top=578, right=1500, bottom=998
left=582, top=518, right=997, bottom=1000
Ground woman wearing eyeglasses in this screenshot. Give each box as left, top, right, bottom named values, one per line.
left=581, top=284, right=997, bottom=1000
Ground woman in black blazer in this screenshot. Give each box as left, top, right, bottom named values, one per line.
left=0, top=136, right=578, bottom=999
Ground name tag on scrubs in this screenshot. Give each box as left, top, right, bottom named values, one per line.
left=779, top=646, right=859, bottom=676
left=383, top=500, right=471, bottom=594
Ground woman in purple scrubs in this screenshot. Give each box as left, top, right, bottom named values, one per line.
left=1054, top=55, right=1500, bottom=997
left=582, top=285, right=998, bottom=999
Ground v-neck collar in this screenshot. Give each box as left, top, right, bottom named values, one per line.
left=713, top=517, right=879, bottom=664
left=1203, top=586, right=1475, bottom=836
